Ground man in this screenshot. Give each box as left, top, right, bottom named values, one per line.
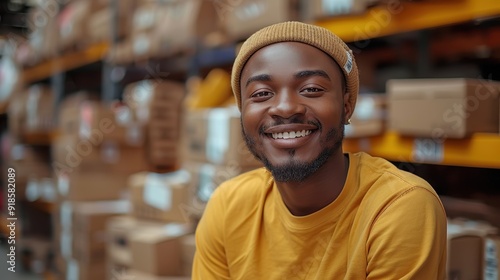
left=193, top=21, right=447, bottom=279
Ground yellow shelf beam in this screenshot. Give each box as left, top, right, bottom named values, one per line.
left=344, top=132, right=500, bottom=169
left=22, top=42, right=110, bottom=84
left=315, top=0, right=500, bottom=42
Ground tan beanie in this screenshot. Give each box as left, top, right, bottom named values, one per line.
left=231, top=21, right=359, bottom=111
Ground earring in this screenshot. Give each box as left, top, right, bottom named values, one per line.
left=347, top=119, right=351, bottom=125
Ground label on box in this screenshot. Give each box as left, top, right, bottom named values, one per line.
left=60, top=201, right=73, bottom=230
left=163, top=223, right=189, bottom=237
left=198, top=164, right=216, bottom=202
left=485, top=238, right=499, bottom=280
left=61, top=231, right=72, bottom=259
left=412, top=138, right=443, bottom=163
left=25, top=179, right=40, bottom=202
left=126, top=124, right=143, bottom=146
left=10, top=144, right=25, bottom=161
left=144, top=173, right=172, bottom=211
left=207, top=109, right=230, bottom=164
left=323, top=0, right=353, bottom=15
left=26, top=85, right=42, bottom=129
left=133, top=34, right=151, bottom=56
left=235, top=1, right=266, bottom=21
left=58, top=174, right=70, bottom=196
left=66, top=258, right=79, bottom=280
left=101, top=141, right=119, bottom=163
left=134, top=9, right=156, bottom=30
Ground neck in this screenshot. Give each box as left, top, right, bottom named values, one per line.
left=275, top=152, right=349, bottom=216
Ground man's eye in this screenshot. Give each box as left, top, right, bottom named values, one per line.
left=302, top=87, right=322, bottom=93
left=252, top=91, right=271, bottom=98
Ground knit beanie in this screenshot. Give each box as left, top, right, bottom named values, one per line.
left=231, top=21, right=359, bottom=111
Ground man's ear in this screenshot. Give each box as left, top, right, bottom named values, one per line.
left=343, top=92, right=354, bottom=124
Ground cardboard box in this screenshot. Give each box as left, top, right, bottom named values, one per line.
left=71, top=201, right=130, bottom=262
left=130, top=222, right=193, bottom=276
left=123, top=80, right=185, bottom=124
left=7, top=85, right=55, bottom=136
left=54, top=200, right=129, bottom=261
left=25, top=85, right=54, bottom=133
left=65, top=258, right=107, bottom=280
left=129, top=171, right=192, bottom=223
left=182, top=107, right=262, bottom=167
left=388, top=78, right=500, bottom=138
left=224, top=0, right=298, bottom=40
left=106, top=216, right=171, bottom=267
left=54, top=172, right=128, bottom=201
left=58, top=99, right=146, bottom=147
left=57, top=0, right=90, bottom=51
left=180, top=234, right=196, bottom=276
left=345, top=94, right=386, bottom=138
left=153, top=0, right=220, bottom=55
left=52, top=135, right=148, bottom=174
left=183, top=161, right=258, bottom=219
left=447, top=219, right=499, bottom=280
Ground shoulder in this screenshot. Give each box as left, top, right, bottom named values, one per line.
left=353, top=152, right=436, bottom=193
left=209, top=167, right=273, bottom=211
left=350, top=152, right=443, bottom=211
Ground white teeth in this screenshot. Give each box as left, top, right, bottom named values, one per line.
left=271, top=130, right=312, bottom=139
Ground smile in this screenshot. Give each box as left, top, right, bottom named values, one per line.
left=271, top=130, right=312, bottom=140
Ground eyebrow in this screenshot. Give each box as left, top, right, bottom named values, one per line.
left=294, top=70, right=331, bottom=81
left=245, top=74, right=271, bottom=88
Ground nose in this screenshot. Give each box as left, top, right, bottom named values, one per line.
left=267, top=90, right=306, bottom=119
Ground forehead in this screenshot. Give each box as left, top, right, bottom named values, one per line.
left=240, top=42, right=341, bottom=82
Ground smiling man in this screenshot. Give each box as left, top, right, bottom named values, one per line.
left=193, top=21, right=447, bottom=279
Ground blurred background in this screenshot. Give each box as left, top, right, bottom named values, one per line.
left=0, top=0, right=499, bottom=279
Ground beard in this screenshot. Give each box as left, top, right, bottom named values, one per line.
left=242, top=115, right=345, bottom=182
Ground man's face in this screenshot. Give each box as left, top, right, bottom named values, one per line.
left=240, top=42, right=349, bottom=182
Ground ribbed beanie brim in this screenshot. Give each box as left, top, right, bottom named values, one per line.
left=231, top=21, right=359, bottom=111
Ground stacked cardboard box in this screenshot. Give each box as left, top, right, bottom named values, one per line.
left=105, top=169, right=196, bottom=278
left=387, top=78, right=500, bottom=138
left=52, top=95, right=148, bottom=201
left=7, top=84, right=55, bottom=140
left=223, top=0, right=299, bottom=41
left=181, top=106, right=262, bottom=220
left=3, top=143, right=52, bottom=200
left=447, top=218, right=500, bottom=280
left=53, top=200, right=130, bottom=280
left=345, top=94, right=386, bottom=138
left=123, top=80, right=185, bottom=171
left=109, top=0, right=222, bottom=64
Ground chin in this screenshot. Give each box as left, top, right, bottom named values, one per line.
left=263, top=147, right=335, bottom=182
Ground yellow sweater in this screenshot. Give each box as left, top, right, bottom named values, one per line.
left=193, top=152, right=447, bottom=279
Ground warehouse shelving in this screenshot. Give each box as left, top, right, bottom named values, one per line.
left=344, top=132, right=500, bottom=169
left=21, top=42, right=109, bottom=84
left=315, top=0, right=500, bottom=42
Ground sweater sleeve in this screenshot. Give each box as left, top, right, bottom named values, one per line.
left=192, top=185, right=231, bottom=280
left=366, top=186, right=447, bottom=280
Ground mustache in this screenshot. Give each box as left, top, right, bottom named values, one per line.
left=259, top=116, right=321, bottom=134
